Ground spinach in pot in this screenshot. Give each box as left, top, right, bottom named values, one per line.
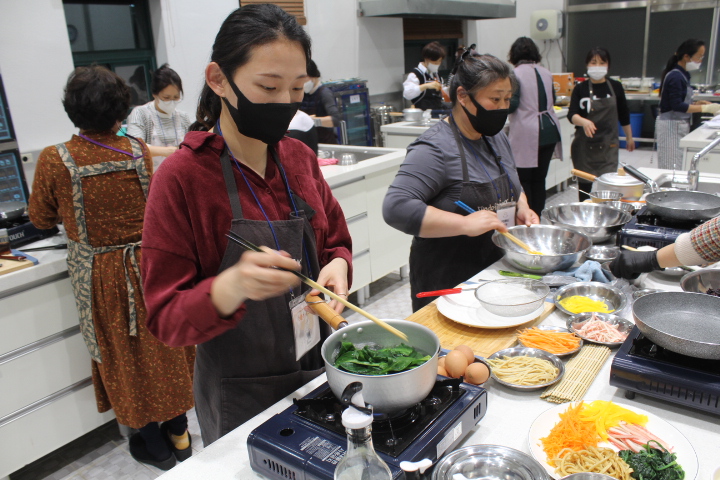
left=618, top=440, right=685, bottom=480
left=333, top=342, right=431, bottom=375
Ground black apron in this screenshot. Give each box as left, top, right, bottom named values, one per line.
left=300, top=86, right=338, bottom=144
left=411, top=67, right=444, bottom=112
left=410, top=122, right=514, bottom=312
left=194, top=148, right=328, bottom=445
left=570, top=80, right=619, bottom=177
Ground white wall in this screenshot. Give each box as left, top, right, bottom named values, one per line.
left=467, top=0, right=566, bottom=73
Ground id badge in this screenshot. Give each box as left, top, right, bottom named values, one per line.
left=290, top=291, right=320, bottom=361
left=496, top=201, right=516, bottom=227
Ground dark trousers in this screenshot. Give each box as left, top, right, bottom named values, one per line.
left=517, top=143, right=556, bottom=216
left=576, top=179, right=593, bottom=202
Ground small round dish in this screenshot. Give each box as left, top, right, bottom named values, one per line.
left=566, top=313, right=634, bottom=347
left=517, top=325, right=583, bottom=357
left=474, top=279, right=549, bottom=317
left=584, top=245, right=620, bottom=263
left=486, top=347, right=564, bottom=391
left=554, top=282, right=626, bottom=316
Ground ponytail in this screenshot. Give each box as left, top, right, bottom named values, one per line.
left=660, top=39, right=704, bottom=92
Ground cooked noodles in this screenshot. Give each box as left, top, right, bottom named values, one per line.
left=486, top=355, right=559, bottom=385
left=554, top=446, right=633, bottom=480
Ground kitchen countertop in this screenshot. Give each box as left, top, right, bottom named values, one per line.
left=156, top=255, right=717, bottom=480
left=316, top=144, right=405, bottom=187
left=679, top=125, right=720, bottom=150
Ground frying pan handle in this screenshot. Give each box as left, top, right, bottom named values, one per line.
left=570, top=169, right=597, bottom=182
left=621, top=163, right=657, bottom=191
left=305, top=294, right=348, bottom=330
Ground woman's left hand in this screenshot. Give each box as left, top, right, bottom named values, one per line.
left=516, top=207, right=540, bottom=226
left=310, top=257, right=350, bottom=314
left=625, top=138, right=636, bottom=152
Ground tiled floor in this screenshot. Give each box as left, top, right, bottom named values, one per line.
left=10, top=147, right=655, bottom=479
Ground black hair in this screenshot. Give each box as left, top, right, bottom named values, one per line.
left=585, top=47, right=611, bottom=66
left=660, top=38, right=705, bottom=91
left=508, top=37, right=541, bottom=65
left=449, top=47, right=516, bottom=105
left=307, top=59, right=321, bottom=78
left=151, top=64, right=183, bottom=96
left=422, top=41, right=447, bottom=62
left=62, top=65, right=130, bottom=132
left=191, top=4, right=312, bottom=131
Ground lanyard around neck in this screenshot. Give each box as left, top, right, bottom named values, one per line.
left=78, top=133, right=143, bottom=159
left=154, top=110, right=179, bottom=147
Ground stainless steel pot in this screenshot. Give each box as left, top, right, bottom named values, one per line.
left=321, top=319, right=440, bottom=414
left=571, top=169, right=645, bottom=200
left=403, top=108, right=424, bottom=123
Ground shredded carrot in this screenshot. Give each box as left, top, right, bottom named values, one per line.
left=540, top=402, right=600, bottom=466
left=518, top=327, right=582, bottom=354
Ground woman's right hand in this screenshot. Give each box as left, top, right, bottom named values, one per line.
left=422, top=81, right=442, bottom=91
left=582, top=119, right=597, bottom=138
left=211, top=247, right=301, bottom=317
left=461, top=210, right=507, bottom=237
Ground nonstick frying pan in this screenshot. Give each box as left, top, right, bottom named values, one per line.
left=623, top=164, right=720, bottom=221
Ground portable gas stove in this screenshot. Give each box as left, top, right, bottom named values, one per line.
left=247, top=377, right=487, bottom=480
left=610, top=326, right=720, bottom=415
left=2, top=215, right=58, bottom=248
left=617, top=206, right=703, bottom=249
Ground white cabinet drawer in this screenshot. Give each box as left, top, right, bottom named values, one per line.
left=346, top=213, right=370, bottom=254
left=331, top=177, right=367, bottom=219
left=350, top=250, right=371, bottom=294
left=0, top=277, right=79, bottom=355
left=0, top=331, right=91, bottom=418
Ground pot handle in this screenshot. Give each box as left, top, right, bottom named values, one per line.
left=305, top=294, right=348, bottom=330
left=570, top=169, right=597, bottom=182
left=621, top=163, right=657, bottom=191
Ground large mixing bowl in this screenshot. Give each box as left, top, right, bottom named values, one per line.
left=433, top=444, right=551, bottom=480
left=492, top=225, right=592, bottom=274
left=543, top=203, right=632, bottom=243
left=680, top=268, right=720, bottom=295
left=321, top=319, right=439, bottom=414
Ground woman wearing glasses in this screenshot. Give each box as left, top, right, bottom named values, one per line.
left=127, top=64, right=192, bottom=169
left=656, top=39, right=719, bottom=170
left=384, top=48, right=539, bottom=312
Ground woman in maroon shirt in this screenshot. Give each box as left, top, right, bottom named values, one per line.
left=141, top=4, right=352, bottom=445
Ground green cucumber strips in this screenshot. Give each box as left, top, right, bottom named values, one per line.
left=333, top=342, right=431, bottom=375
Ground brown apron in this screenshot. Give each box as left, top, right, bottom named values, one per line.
left=55, top=139, right=149, bottom=362
left=571, top=80, right=620, bottom=177
left=194, top=147, right=328, bottom=445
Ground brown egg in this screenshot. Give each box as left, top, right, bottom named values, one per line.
left=444, top=350, right=469, bottom=378
left=438, top=356, right=446, bottom=369
left=437, top=365, right=448, bottom=377
left=454, top=345, right=476, bottom=364
left=465, top=362, right=491, bottom=385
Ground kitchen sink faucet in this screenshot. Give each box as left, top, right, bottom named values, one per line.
left=689, top=133, right=720, bottom=191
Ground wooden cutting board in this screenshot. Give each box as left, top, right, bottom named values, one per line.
left=0, top=258, right=34, bottom=276
left=406, top=300, right=556, bottom=358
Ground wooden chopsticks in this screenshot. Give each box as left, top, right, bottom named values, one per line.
left=224, top=231, right=408, bottom=341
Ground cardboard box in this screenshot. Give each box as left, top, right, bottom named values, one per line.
left=552, top=73, right=574, bottom=96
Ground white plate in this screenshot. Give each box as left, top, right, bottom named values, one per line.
left=436, top=290, right=546, bottom=329
left=527, top=402, right=699, bottom=480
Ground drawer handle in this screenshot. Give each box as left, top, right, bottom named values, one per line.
left=0, top=377, right=93, bottom=428
left=330, top=176, right=366, bottom=189
left=353, top=248, right=370, bottom=259
left=346, top=212, right=368, bottom=224
left=0, top=326, right=81, bottom=366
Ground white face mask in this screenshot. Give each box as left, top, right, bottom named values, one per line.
left=426, top=62, right=440, bottom=74
left=303, top=79, right=315, bottom=94
left=685, top=61, right=702, bottom=72
left=156, top=98, right=179, bottom=115
left=587, top=66, right=608, bottom=81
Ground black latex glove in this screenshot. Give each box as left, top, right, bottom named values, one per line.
left=608, top=250, right=661, bottom=280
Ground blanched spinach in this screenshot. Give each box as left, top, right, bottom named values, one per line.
left=333, top=342, right=431, bottom=375
left=619, top=441, right=685, bottom=480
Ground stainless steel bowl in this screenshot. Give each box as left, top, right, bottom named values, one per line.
left=589, top=190, right=623, bottom=203
left=554, top=282, right=627, bottom=316
left=680, top=268, right=720, bottom=295
left=566, top=312, right=633, bottom=347
left=584, top=245, right=620, bottom=263
left=433, top=444, right=551, bottom=480
left=339, top=153, right=357, bottom=166
left=491, top=225, right=592, bottom=275
left=604, top=200, right=636, bottom=214
left=518, top=325, right=583, bottom=357
left=487, top=347, right=564, bottom=390
left=474, top=279, right=549, bottom=317
left=560, top=474, right=618, bottom=480
left=542, top=203, right=632, bottom=243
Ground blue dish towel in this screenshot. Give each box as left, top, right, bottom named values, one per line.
left=552, top=260, right=611, bottom=283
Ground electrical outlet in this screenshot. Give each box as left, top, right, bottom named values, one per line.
left=21, top=152, right=34, bottom=164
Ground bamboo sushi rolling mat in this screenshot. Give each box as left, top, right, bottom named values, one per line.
left=541, top=344, right=611, bottom=403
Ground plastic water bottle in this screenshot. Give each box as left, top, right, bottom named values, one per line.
left=334, top=399, right=391, bottom=480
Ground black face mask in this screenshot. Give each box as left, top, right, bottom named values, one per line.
left=222, top=76, right=300, bottom=145
left=461, top=93, right=509, bottom=137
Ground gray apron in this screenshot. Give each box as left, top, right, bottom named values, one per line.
left=657, top=68, right=694, bottom=170
left=194, top=148, right=327, bottom=445
left=571, top=80, right=619, bottom=177
left=55, top=139, right=149, bottom=363
left=410, top=120, right=514, bottom=312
